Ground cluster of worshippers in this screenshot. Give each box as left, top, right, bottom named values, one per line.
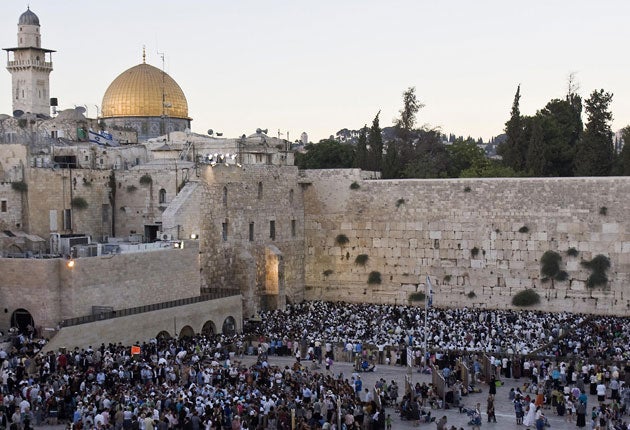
left=0, top=300, right=628, bottom=430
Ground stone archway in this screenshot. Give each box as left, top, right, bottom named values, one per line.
left=10, top=308, right=34, bottom=335
left=156, top=330, right=171, bottom=340
left=201, top=320, right=216, bottom=336
left=179, top=325, right=194, bottom=339
left=222, top=316, right=236, bottom=335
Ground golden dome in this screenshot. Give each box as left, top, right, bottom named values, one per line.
left=101, top=63, right=189, bottom=119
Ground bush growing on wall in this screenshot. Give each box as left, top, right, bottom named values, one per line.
left=512, top=289, right=540, bottom=307
left=367, top=271, right=381, bottom=284
left=581, top=254, right=611, bottom=288
left=355, top=254, right=369, bottom=266
left=408, top=292, right=425, bottom=301
left=335, top=234, right=349, bottom=246
left=71, top=197, right=89, bottom=210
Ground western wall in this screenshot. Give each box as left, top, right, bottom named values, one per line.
left=301, top=169, right=630, bottom=315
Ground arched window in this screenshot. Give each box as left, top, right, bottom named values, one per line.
left=257, top=182, right=263, bottom=199
left=222, top=186, right=228, bottom=205
left=159, top=188, right=166, bottom=204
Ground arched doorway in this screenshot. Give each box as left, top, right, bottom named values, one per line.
left=156, top=330, right=171, bottom=340
left=179, top=325, right=194, bottom=339
left=10, top=309, right=34, bottom=335
left=222, top=316, right=236, bottom=335
left=202, top=320, right=216, bottom=336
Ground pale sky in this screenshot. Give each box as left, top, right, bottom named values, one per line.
left=1, top=1, right=629, bottom=143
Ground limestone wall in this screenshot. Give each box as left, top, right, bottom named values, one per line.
left=197, top=164, right=305, bottom=315
left=0, top=243, right=200, bottom=332
left=42, top=295, right=242, bottom=352
left=0, top=183, right=23, bottom=231
left=302, top=170, right=630, bottom=315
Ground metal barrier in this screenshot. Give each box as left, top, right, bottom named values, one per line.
left=60, top=288, right=240, bottom=327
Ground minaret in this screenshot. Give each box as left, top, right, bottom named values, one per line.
left=3, top=7, right=55, bottom=116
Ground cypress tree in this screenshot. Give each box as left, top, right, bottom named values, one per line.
left=574, top=89, right=614, bottom=176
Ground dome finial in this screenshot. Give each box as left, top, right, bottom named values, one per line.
left=142, top=45, right=146, bottom=64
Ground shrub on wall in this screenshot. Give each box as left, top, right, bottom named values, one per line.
left=355, top=254, right=369, bottom=266
left=350, top=181, right=360, bottom=190
left=471, top=246, right=480, bottom=258
left=540, top=250, right=568, bottom=286
left=323, top=269, right=333, bottom=277
left=71, top=197, right=89, bottom=210
left=599, top=206, right=608, bottom=215
left=11, top=181, right=28, bottom=192
left=126, top=185, right=138, bottom=193
left=467, top=291, right=476, bottom=298
left=367, top=271, right=382, bottom=284
left=408, top=291, right=425, bottom=301
left=335, top=234, right=349, bottom=246
left=518, top=225, right=529, bottom=233
left=581, top=254, right=611, bottom=288
left=139, top=174, right=153, bottom=185
left=567, top=247, right=579, bottom=257
left=443, top=274, right=452, bottom=283
left=396, top=198, right=405, bottom=208
left=512, top=289, right=540, bottom=307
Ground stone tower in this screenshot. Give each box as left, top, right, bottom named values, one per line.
left=3, top=7, right=55, bottom=116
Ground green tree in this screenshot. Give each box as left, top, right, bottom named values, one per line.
left=295, top=139, right=355, bottom=169
left=618, top=126, right=630, bottom=175
left=448, top=137, right=486, bottom=176
left=574, top=89, right=614, bottom=176
left=402, top=131, right=451, bottom=178
left=498, top=85, right=528, bottom=171
left=526, top=116, right=547, bottom=176
left=367, top=111, right=383, bottom=172
left=460, top=159, right=519, bottom=178
left=394, top=87, right=423, bottom=136
left=354, top=126, right=368, bottom=170
left=382, top=142, right=401, bottom=179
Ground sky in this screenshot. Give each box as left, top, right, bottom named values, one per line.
left=1, top=1, right=629, bottom=143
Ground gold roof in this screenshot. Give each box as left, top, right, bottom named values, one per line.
left=101, top=63, right=189, bottom=119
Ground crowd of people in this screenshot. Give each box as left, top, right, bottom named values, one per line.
left=0, top=300, right=627, bottom=430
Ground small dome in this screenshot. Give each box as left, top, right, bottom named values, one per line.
left=101, top=63, right=189, bottom=119
left=19, top=8, right=40, bottom=26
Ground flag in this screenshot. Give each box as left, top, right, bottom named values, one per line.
left=426, top=275, right=433, bottom=308
left=89, top=130, right=119, bottom=147
left=131, top=345, right=141, bottom=355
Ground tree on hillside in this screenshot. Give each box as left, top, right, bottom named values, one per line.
left=574, top=89, right=614, bottom=176
left=366, top=112, right=383, bottom=172
left=498, top=85, right=528, bottom=171
left=526, top=116, right=547, bottom=176
left=354, top=126, right=368, bottom=170
left=295, top=139, right=355, bottom=169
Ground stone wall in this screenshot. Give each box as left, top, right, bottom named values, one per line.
left=0, top=183, right=24, bottom=231
left=42, top=295, right=242, bottom=352
left=25, top=168, right=112, bottom=240
left=0, top=243, right=200, bottom=332
left=197, top=164, right=305, bottom=316
left=302, top=170, right=630, bottom=315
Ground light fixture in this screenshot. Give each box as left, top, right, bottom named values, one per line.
left=66, top=259, right=75, bottom=269
left=190, top=233, right=197, bottom=239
